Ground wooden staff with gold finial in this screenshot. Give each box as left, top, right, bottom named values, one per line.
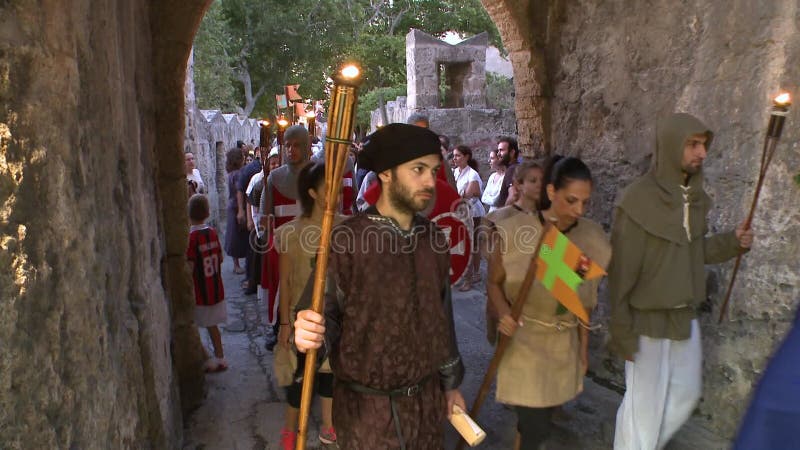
left=456, top=219, right=556, bottom=450
left=295, top=62, right=363, bottom=450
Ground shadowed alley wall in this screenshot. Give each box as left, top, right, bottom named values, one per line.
left=0, top=0, right=210, bottom=447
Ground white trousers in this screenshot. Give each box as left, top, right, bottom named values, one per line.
left=614, top=320, right=703, bottom=450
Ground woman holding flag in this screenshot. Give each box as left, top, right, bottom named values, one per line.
left=485, top=155, right=611, bottom=450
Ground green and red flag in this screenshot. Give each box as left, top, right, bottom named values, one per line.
left=535, top=226, right=606, bottom=324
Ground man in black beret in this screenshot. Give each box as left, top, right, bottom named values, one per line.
left=292, top=123, right=466, bottom=449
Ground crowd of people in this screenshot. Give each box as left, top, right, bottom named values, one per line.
left=182, top=112, right=773, bottom=450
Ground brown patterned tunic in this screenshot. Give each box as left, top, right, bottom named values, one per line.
left=320, top=207, right=464, bottom=449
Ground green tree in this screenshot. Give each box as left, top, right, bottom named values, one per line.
left=355, top=85, right=407, bottom=127
left=194, top=0, right=347, bottom=117
left=193, top=1, right=238, bottom=111
left=220, top=0, right=348, bottom=116
left=340, top=0, right=502, bottom=93
left=339, top=0, right=502, bottom=128
left=192, top=0, right=501, bottom=120
left=486, top=72, right=514, bottom=109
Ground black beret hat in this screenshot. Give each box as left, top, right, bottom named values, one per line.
left=357, top=123, right=442, bottom=173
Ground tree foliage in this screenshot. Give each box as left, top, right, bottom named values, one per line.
left=486, top=72, right=514, bottom=110
left=192, top=0, right=502, bottom=120
left=193, top=1, right=238, bottom=111
left=355, top=84, right=407, bottom=128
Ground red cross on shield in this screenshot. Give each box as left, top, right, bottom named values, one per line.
left=431, top=212, right=472, bottom=286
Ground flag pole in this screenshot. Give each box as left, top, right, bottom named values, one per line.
left=455, top=220, right=554, bottom=450
left=295, top=63, right=362, bottom=450
left=285, top=85, right=295, bottom=124
left=718, top=92, right=791, bottom=323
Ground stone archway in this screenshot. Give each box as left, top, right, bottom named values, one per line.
left=92, top=0, right=800, bottom=444
left=151, top=0, right=214, bottom=421
left=4, top=0, right=798, bottom=447
left=0, top=1, right=550, bottom=447
left=480, top=0, right=558, bottom=156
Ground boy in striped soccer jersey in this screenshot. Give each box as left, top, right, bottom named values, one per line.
left=187, top=194, right=228, bottom=372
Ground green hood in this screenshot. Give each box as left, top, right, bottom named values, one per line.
left=617, top=113, right=714, bottom=244
left=653, top=113, right=714, bottom=190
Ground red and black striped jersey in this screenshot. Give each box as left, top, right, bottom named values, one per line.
left=187, top=225, right=225, bottom=306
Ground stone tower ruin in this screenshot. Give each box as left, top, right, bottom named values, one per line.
left=406, top=29, right=488, bottom=109
left=372, top=29, right=516, bottom=173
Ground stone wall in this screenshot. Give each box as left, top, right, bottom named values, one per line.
left=482, top=0, right=800, bottom=438
left=481, top=0, right=552, bottom=155
left=183, top=49, right=260, bottom=228
left=539, top=0, right=800, bottom=438
left=376, top=29, right=517, bottom=179
left=406, top=29, right=488, bottom=109
left=0, top=0, right=211, bottom=448
left=370, top=97, right=517, bottom=179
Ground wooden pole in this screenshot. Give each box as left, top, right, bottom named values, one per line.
left=456, top=220, right=554, bottom=450
left=718, top=95, right=790, bottom=323
left=295, top=63, right=363, bottom=450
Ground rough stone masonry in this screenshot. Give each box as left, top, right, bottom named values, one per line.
left=0, top=1, right=211, bottom=448
left=481, top=0, right=800, bottom=438
left=0, top=0, right=798, bottom=448
left=372, top=29, right=516, bottom=180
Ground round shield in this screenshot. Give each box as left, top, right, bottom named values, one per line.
left=431, top=212, right=473, bottom=286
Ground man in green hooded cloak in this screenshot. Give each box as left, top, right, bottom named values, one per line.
left=609, top=113, right=754, bottom=450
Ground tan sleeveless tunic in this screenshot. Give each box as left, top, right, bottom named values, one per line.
left=489, top=208, right=611, bottom=407
left=272, top=215, right=343, bottom=386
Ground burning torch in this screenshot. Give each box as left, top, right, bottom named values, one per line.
left=276, top=115, right=290, bottom=166
left=295, top=62, right=363, bottom=450
left=258, top=119, right=271, bottom=154
left=305, top=110, right=316, bottom=138
left=718, top=92, right=791, bottom=322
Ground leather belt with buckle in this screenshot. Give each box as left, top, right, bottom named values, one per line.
left=343, top=375, right=433, bottom=450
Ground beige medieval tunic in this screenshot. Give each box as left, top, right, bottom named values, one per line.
left=272, top=215, right=342, bottom=386
left=489, top=207, right=611, bottom=407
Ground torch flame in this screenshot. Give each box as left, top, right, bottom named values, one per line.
left=774, top=92, right=791, bottom=107
left=277, top=117, right=289, bottom=128
left=258, top=119, right=270, bottom=127
left=305, top=110, right=315, bottom=118
left=341, top=65, right=360, bottom=80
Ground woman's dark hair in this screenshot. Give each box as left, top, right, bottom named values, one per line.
left=297, top=162, right=326, bottom=217
left=439, top=134, right=450, bottom=150
left=539, top=155, right=592, bottom=210
left=490, top=149, right=508, bottom=169
left=454, top=145, right=479, bottom=172
left=225, top=148, right=244, bottom=173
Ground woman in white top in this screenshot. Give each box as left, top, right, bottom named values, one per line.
left=481, top=150, right=506, bottom=213
left=452, top=145, right=485, bottom=291
left=185, top=151, right=206, bottom=195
